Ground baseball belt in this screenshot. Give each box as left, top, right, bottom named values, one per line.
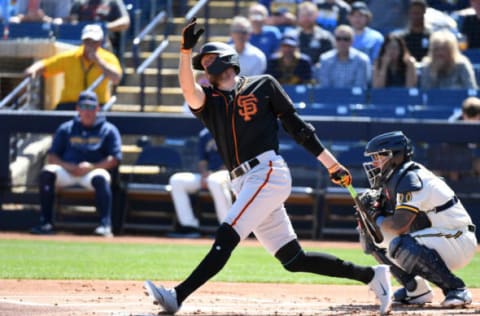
left=230, top=158, right=260, bottom=179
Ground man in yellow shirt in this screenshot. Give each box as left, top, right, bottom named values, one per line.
left=25, top=24, right=122, bottom=110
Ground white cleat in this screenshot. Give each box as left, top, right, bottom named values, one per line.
left=441, top=288, right=472, bottom=308
left=368, top=265, right=393, bottom=315
left=393, top=277, right=433, bottom=305
left=144, top=280, right=180, bottom=313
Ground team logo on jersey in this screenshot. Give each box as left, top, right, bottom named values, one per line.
left=237, top=94, right=258, bottom=121
left=397, top=192, right=412, bottom=204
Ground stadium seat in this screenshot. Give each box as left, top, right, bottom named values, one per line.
left=54, top=22, right=108, bottom=46
left=407, top=105, right=456, bottom=119
left=5, top=22, right=53, bottom=39
left=369, top=87, right=424, bottom=106
left=349, top=103, right=409, bottom=118
left=424, top=88, right=478, bottom=107
left=297, top=103, right=351, bottom=116
left=311, top=87, right=367, bottom=106
left=282, top=84, right=312, bottom=104
left=463, top=49, right=480, bottom=65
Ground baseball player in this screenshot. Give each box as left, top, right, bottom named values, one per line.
left=144, top=18, right=393, bottom=315
left=358, top=131, right=477, bottom=307
left=168, top=128, right=231, bottom=237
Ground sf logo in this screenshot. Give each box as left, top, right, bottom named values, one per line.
left=237, top=94, right=258, bottom=122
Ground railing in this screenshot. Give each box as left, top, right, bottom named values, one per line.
left=186, top=0, right=210, bottom=41
left=132, top=9, right=169, bottom=111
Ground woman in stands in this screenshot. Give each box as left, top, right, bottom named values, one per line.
left=372, top=34, right=418, bottom=88
left=420, top=29, right=478, bottom=89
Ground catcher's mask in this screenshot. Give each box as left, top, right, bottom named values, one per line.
left=363, top=131, right=413, bottom=188
left=192, top=42, right=240, bottom=75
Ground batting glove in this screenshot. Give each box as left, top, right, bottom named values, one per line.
left=181, top=17, right=204, bottom=51
left=328, top=162, right=352, bottom=187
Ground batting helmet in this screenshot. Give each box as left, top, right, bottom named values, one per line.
left=192, top=42, right=240, bottom=75
left=363, top=131, right=414, bottom=188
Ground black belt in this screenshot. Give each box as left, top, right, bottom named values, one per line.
left=468, top=224, right=476, bottom=233
left=230, top=158, right=260, bottom=179
left=434, top=196, right=458, bottom=213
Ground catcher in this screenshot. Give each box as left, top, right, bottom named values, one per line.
left=356, top=131, right=477, bottom=307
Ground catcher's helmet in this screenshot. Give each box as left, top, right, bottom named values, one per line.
left=192, top=42, right=240, bottom=75
left=363, top=131, right=413, bottom=188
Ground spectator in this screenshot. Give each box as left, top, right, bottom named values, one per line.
left=0, top=0, right=17, bottom=22
left=294, top=1, right=335, bottom=64
left=420, top=29, right=478, bottom=89
left=394, top=0, right=431, bottom=62
left=25, top=24, right=122, bottom=110
left=315, top=24, right=371, bottom=88
left=312, top=0, right=351, bottom=33
left=30, top=90, right=122, bottom=237
left=263, top=0, right=298, bottom=32
left=460, top=0, right=480, bottom=49
left=68, top=0, right=130, bottom=57
left=348, top=1, right=384, bottom=64
left=365, top=0, right=410, bottom=35
left=229, top=16, right=267, bottom=76
left=372, top=34, right=418, bottom=88
left=248, top=3, right=282, bottom=59
left=9, top=0, right=71, bottom=24
left=266, top=33, right=313, bottom=84
left=168, top=128, right=232, bottom=238
left=449, top=96, right=480, bottom=121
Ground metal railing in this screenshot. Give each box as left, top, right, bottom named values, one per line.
left=0, top=76, right=41, bottom=110
left=185, top=0, right=210, bottom=41
left=132, top=8, right=170, bottom=111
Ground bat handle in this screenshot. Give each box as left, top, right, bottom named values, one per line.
left=346, top=184, right=357, bottom=198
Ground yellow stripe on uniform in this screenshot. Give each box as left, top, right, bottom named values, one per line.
left=396, top=204, right=419, bottom=213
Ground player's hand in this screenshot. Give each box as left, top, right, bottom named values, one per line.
left=328, top=163, right=352, bottom=187
left=181, top=17, right=204, bottom=51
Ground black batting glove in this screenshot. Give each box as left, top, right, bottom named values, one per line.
left=328, top=163, right=352, bottom=187
left=181, top=17, right=204, bottom=51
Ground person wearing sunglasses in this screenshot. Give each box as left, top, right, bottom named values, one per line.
left=31, top=90, right=122, bottom=237
left=314, top=24, right=371, bottom=89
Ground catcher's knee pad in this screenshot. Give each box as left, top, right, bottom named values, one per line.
left=212, top=223, right=240, bottom=254
left=275, top=239, right=305, bottom=272
left=389, top=234, right=464, bottom=290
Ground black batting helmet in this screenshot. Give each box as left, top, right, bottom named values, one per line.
left=363, top=131, right=414, bottom=188
left=192, top=42, right=240, bottom=75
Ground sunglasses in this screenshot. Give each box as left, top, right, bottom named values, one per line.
left=232, top=29, right=249, bottom=35
left=335, top=36, right=352, bottom=42
left=78, top=103, right=97, bottom=111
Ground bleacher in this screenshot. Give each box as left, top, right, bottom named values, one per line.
left=0, top=0, right=479, bottom=240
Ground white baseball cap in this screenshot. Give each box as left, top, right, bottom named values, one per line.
left=81, top=24, right=104, bottom=41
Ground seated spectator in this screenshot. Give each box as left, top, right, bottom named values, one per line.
left=372, top=34, right=418, bottom=88
left=168, top=128, right=231, bottom=238
left=266, top=34, right=313, bottom=84
left=315, top=24, right=371, bottom=88
left=30, top=91, right=122, bottom=237
left=312, top=0, right=351, bottom=33
left=263, top=0, right=299, bottom=32
left=365, top=0, right=410, bottom=35
left=348, top=1, right=384, bottom=64
left=0, top=1, right=17, bottom=22
left=420, top=29, right=478, bottom=89
left=460, top=0, right=480, bottom=49
left=394, top=0, right=431, bottom=62
left=294, top=1, right=334, bottom=64
left=25, top=24, right=122, bottom=110
left=248, top=3, right=282, bottom=59
left=449, top=96, right=480, bottom=121
left=229, top=16, right=267, bottom=76
left=9, top=0, right=71, bottom=24
left=67, top=0, right=130, bottom=57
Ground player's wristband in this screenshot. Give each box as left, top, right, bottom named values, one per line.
left=180, top=48, right=192, bottom=54
left=376, top=216, right=385, bottom=228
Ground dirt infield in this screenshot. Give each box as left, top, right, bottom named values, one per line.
left=1, top=233, right=479, bottom=316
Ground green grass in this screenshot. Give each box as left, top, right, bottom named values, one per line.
left=1, top=239, right=479, bottom=287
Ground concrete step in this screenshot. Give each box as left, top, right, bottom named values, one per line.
left=123, top=67, right=179, bottom=86
left=116, top=86, right=184, bottom=106
left=111, top=103, right=184, bottom=113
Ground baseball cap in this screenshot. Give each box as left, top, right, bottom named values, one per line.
left=351, top=1, right=371, bottom=16
left=81, top=24, right=104, bottom=41
left=77, top=90, right=99, bottom=107
left=281, top=34, right=298, bottom=47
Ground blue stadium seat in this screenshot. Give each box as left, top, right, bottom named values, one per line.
left=296, top=103, right=351, bottom=116
left=463, top=49, right=480, bottom=65
left=349, top=104, right=409, bottom=118
left=369, top=87, right=424, bottom=106
left=407, top=105, right=456, bottom=119
left=54, top=22, right=107, bottom=46
left=282, top=84, right=311, bottom=104
left=424, top=88, right=478, bottom=107
left=311, top=87, right=367, bottom=105
left=5, top=22, right=53, bottom=39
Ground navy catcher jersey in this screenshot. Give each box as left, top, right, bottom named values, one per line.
left=191, top=74, right=296, bottom=171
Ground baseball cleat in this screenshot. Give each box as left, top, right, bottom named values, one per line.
left=144, top=280, right=180, bottom=313
left=368, top=265, right=392, bottom=315
left=441, top=288, right=472, bottom=307
left=393, top=277, right=433, bottom=305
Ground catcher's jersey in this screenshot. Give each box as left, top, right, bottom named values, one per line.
left=191, top=74, right=296, bottom=171
left=386, top=163, right=473, bottom=230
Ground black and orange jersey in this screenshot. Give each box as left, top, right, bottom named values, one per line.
left=191, top=74, right=296, bottom=171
